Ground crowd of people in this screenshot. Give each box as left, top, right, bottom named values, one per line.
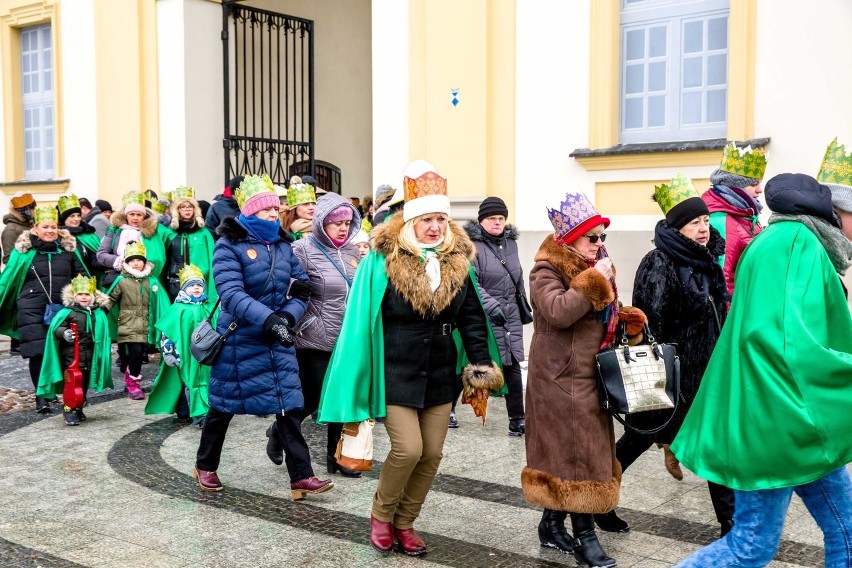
left=1, top=140, right=851, bottom=566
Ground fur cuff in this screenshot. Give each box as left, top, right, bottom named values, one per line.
left=572, top=268, right=615, bottom=311
left=461, top=362, right=504, bottom=392
left=521, top=464, right=622, bottom=514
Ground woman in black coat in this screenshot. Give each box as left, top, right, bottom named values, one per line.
left=597, top=176, right=734, bottom=537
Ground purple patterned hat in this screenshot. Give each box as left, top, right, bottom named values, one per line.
left=547, top=192, right=610, bottom=243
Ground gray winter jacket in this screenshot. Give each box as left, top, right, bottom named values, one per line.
left=83, top=208, right=111, bottom=238
left=464, top=220, right=526, bottom=365
left=291, top=194, right=362, bottom=352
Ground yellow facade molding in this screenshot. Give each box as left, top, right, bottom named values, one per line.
left=0, top=178, right=69, bottom=195
left=1, top=0, right=64, bottom=182
left=596, top=178, right=710, bottom=216
left=575, top=149, right=723, bottom=171
left=486, top=0, right=516, bottom=217
left=586, top=0, right=757, bottom=157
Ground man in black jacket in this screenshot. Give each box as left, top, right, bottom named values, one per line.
left=204, top=176, right=243, bottom=239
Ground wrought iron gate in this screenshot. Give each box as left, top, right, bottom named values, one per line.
left=222, top=2, right=314, bottom=186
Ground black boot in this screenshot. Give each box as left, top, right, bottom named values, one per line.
left=326, top=455, right=362, bottom=478
left=538, top=509, right=573, bottom=553
left=570, top=513, right=617, bottom=567
left=594, top=510, right=630, bottom=533
left=265, top=422, right=284, bottom=465
left=35, top=397, right=52, bottom=414
left=720, top=519, right=734, bottom=537
left=508, top=417, right=525, bottom=436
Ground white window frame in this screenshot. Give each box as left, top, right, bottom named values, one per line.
left=620, top=0, right=729, bottom=144
left=21, top=23, right=55, bottom=180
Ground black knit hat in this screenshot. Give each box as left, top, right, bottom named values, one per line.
left=58, top=207, right=82, bottom=226
left=665, top=197, right=709, bottom=230
left=95, top=199, right=113, bottom=213
left=478, top=196, right=509, bottom=222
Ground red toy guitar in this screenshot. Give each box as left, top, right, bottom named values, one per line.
left=62, top=322, right=85, bottom=409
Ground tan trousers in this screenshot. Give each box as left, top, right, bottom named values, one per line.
left=372, top=403, right=452, bottom=529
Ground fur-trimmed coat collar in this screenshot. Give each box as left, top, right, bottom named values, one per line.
left=121, top=261, right=154, bottom=279
left=534, top=234, right=600, bottom=280
left=111, top=209, right=160, bottom=238
left=169, top=198, right=205, bottom=230
left=216, top=215, right=295, bottom=243
left=463, top=220, right=519, bottom=242
left=61, top=284, right=109, bottom=308
left=15, top=229, right=77, bottom=254
left=371, top=214, right=476, bottom=317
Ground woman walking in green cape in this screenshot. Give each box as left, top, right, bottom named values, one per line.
left=317, top=161, right=503, bottom=556
left=164, top=186, right=216, bottom=302
left=671, top=172, right=852, bottom=567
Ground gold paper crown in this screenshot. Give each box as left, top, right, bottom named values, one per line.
left=172, top=186, right=195, bottom=201
left=57, top=194, right=81, bottom=214
left=719, top=142, right=767, bottom=180
left=34, top=205, right=58, bottom=224
left=653, top=173, right=699, bottom=214
left=124, top=241, right=147, bottom=260
left=403, top=171, right=448, bottom=202
left=236, top=174, right=276, bottom=209
left=178, top=264, right=205, bottom=288
left=817, top=138, right=852, bottom=188
left=71, top=274, right=97, bottom=295
left=123, top=192, right=146, bottom=207
left=152, top=199, right=169, bottom=215
left=287, top=176, right=317, bottom=208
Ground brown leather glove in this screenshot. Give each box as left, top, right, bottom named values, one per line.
left=618, top=306, right=647, bottom=337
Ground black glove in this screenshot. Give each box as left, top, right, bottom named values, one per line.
left=490, top=307, right=507, bottom=327
left=288, top=279, right=312, bottom=301
left=264, top=314, right=294, bottom=347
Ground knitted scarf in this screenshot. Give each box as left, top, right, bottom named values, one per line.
left=653, top=220, right=728, bottom=308
left=769, top=213, right=852, bottom=275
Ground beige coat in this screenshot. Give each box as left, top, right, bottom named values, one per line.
left=521, top=235, right=621, bottom=514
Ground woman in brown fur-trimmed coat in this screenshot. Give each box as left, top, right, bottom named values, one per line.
left=317, top=161, right=503, bottom=557
left=522, top=192, right=643, bottom=568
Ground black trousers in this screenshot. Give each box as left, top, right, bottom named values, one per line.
left=118, top=342, right=146, bottom=376
left=452, top=357, right=525, bottom=419
left=296, top=348, right=342, bottom=456
left=616, top=429, right=735, bottom=526
left=29, top=355, right=44, bottom=391
left=197, top=407, right=314, bottom=483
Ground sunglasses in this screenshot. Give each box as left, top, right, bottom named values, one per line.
left=583, top=233, right=607, bottom=243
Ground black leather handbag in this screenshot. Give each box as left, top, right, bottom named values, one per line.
left=595, top=324, right=680, bottom=434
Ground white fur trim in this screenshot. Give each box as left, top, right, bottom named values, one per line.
left=403, top=194, right=451, bottom=222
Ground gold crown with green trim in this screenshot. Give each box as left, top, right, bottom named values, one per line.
left=123, top=192, right=146, bottom=207
left=124, top=241, right=147, bottom=260
left=57, top=194, right=81, bottom=214
left=287, top=176, right=316, bottom=208
left=236, top=174, right=276, bottom=209
left=178, top=264, right=205, bottom=288
left=34, top=205, right=58, bottom=224
left=172, top=186, right=195, bottom=201
left=653, top=173, right=699, bottom=214
left=152, top=199, right=169, bottom=215
left=817, top=138, right=852, bottom=187
left=719, top=142, right=767, bottom=180
left=71, top=274, right=97, bottom=295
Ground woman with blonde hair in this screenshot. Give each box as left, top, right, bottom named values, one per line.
left=318, top=161, right=502, bottom=556
left=280, top=176, right=316, bottom=240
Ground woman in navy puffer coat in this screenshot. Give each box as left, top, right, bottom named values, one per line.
left=193, top=175, right=334, bottom=499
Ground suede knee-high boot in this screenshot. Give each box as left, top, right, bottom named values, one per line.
left=538, top=509, right=573, bottom=553
left=570, top=513, right=617, bottom=567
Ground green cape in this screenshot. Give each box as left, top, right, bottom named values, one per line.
left=671, top=221, right=852, bottom=490
left=75, top=232, right=101, bottom=255
left=317, top=250, right=503, bottom=424
left=36, top=307, right=113, bottom=397
left=145, top=301, right=214, bottom=417
left=168, top=231, right=218, bottom=302
left=103, top=224, right=175, bottom=283
left=104, top=274, right=172, bottom=343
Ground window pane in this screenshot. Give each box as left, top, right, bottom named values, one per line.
left=45, top=106, right=53, bottom=126
left=707, top=89, right=726, bottom=122
left=624, top=97, right=644, bottom=129
left=26, top=152, right=33, bottom=172
left=46, top=148, right=54, bottom=171
left=684, top=21, right=703, bottom=53
left=626, top=29, right=645, bottom=61
left=708, top=17, right=727, bottom=50
left=41, top=27, right=51, bottom=49
left=683, top=57, right=702, bottom=88
left=649, top=26, right=667, bottom=58
left=707, top=54, right=726, bottom=86
left=648, top=95, right=665, bottom=127
left=32, top=151, right=40, bottom=170
left=682, top=92, right=702, bottom=124
left=648, top=61, right=666, bottom=91
left=625, top=64, right=645, bottom=94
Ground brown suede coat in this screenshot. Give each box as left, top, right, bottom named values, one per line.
left=522, top=235, right=622, bottom=513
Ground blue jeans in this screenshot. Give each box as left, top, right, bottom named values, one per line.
left=676, top=467, right=852, bottom=567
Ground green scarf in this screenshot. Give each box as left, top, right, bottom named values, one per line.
left=37, top=306, right=113, bottom=397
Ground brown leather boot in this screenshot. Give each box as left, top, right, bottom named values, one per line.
left=369, top=515, right=394, bottom=553
left=663, top=444, right=684, bottom=480
left=394, top=527, right=427, bottom=556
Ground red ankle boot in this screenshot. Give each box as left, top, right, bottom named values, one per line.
left=369, top=516, right=394, bottom=553
left=394, top=527, right=427, bottom=556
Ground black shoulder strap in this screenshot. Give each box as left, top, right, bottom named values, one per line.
left=481, top=241, right=521, bottom=291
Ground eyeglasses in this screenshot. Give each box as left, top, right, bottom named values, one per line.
left=583, top=233, right=606, bottom=243
left=178, top=204, right=194, bottom=210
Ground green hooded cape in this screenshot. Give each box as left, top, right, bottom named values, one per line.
left=671, top=221, right=852, bottom=490
left=144, top=300, right=214, bottom=418
left=317, top=250, right=503, bottom=424
left=36, top=307, right=113, bottom=397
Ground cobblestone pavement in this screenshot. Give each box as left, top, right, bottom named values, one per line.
left=0, top=352, right=831, bottom=567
